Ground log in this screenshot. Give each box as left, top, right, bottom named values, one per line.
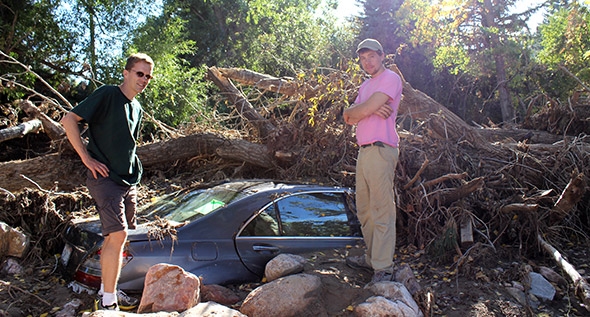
left=215, top=139, right=274, bottom=168
left=414, top=172, right=468, bottom=191
left=0, top=153, right=84, bottom=194
left=0, top=132, right=275, bottom=193
left=0, top=119, right=42, bottom=143
left=217, top=67, right=300, bottom=96
left=437, top=177, right=485, bottom=207
left=538, top=234, right=590, bottom=311
left=18, top=100, right=65, bottom=141
left=403, top=158, right=429, bottom=190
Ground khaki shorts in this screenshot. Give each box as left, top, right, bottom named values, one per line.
left=86, top=171, right=137, bottom=236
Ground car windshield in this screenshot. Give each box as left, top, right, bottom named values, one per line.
left=138, top=181, right=266, bottom=223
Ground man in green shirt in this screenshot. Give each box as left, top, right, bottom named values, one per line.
left=61, top=53, right=154, bottom=311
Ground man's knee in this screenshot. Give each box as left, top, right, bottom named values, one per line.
left=105, top=230, right=127, bottom=245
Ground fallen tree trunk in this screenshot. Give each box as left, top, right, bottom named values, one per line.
left=217, top=67, right=300, bottom=97
left=436, top=176, right=485, bottom=207
left=0, top=132, right=275, bottom=193
left=538, top=234, right=590, bottom=311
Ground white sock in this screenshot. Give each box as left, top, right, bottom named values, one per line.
left=99, top=284, right=104, bottom=296
left=102, top=292, right=117, bottom=306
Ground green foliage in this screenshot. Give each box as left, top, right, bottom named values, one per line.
left=537, top=2, right=590, bottom=86
left=170, top=0, right=354, bottom=76
left=0, top=0, right=79, bottom=102
left=433, top=46, right=469, bottom=75
left=58, top=0, right=159, bottom=81
left=526, top=2, right=590, bottom=103
left=127, top=14, right=211, bottom=131
left=390, top=0, right=538, bottom=123
left=357, top=0, right=405, bottom=53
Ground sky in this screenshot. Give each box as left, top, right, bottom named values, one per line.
left=334, top=0, right=547, bottom=30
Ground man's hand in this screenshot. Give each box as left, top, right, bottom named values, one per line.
left=82, top=156, right=109, bottom=179
left=343, top=92, right=391, bottom=125
left=374, top=104, right=393, bottom=119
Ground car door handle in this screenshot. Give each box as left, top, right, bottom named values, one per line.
left=252, top=245, right=280, bottom=252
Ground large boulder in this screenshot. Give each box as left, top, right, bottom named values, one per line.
left=264, top=253, right=306, bottom=282
left=138, top=263, right=201, bottom=313
left=240, top=273, right=326, bottom=317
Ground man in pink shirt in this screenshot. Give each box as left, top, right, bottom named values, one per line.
left=343, top=38, right=403, bottom=283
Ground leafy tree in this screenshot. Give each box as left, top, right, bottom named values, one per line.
left=57, top=0, right=159, bottom=82
left=0, top=0, right=79, bottom=101
left=168, top=0, right=355, bottom=76
left=356, top=0, right=405, bottom=52
left=393, top=0, right=542, bottom=124
left=125, top=11, right=210, bottom=133
left=537, top=1, right=590, bottom=98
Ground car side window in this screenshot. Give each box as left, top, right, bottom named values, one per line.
left=241, top=206, right=280, bottom=237
left=276, top=192, right=357, bottom=237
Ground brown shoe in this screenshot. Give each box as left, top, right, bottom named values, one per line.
left=346, top=254, right=373, bottom=271
left=371, top=269, right=394, bottom=283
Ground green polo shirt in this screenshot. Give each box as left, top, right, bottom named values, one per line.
left=71, top=85, right=143, bottom=186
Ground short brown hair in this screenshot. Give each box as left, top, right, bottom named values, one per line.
left=125, top=53, right=154, bottom=70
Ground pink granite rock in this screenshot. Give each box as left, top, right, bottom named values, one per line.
left=138, top=263, right=201, bottom=313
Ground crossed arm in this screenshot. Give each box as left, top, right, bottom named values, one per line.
left=343, top=92, right=392, bottom=125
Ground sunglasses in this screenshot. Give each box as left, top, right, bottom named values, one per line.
left=130, top=69, right=154, bottom=80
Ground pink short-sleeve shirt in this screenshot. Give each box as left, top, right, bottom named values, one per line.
left=354, top=69, right=402, bottom=147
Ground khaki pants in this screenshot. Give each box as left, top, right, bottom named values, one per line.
left=355, top=145, right=399, bottom=272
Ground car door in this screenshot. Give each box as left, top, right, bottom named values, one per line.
left=234, top=189, right=362, bottom=276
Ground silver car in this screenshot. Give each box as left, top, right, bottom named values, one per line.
left=60, top=180, right=362, bottom=291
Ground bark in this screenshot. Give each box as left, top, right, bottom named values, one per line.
left=0, top=119, right=42, bottom=143
left=19, top=100, right=65, bottom=141
left=0, top=153, right=84, bottom=194
left=436, top=177, right=485, bottom=207
left=217, top=67, right=300, bottom=96
left=0, top=133, right=275, bottom=193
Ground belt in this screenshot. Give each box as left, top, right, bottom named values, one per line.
left=361, top=141, right=385, bottom=148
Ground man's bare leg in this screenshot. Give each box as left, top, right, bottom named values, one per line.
left=100, top=230, right=127, bottom=303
